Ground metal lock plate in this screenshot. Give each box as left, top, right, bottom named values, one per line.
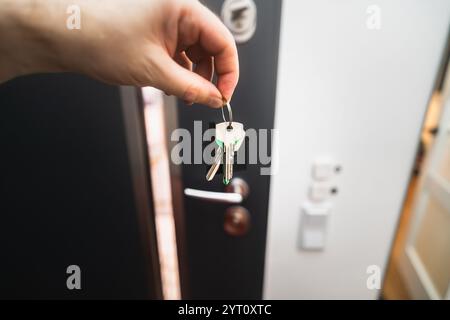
left=221, top=0, right=257, bottom=43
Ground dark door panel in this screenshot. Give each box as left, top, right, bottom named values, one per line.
left=176, top=0, right=282, bottom=299
left=0, top=75, right=161, bottom=299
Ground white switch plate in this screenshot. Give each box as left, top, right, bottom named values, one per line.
left=299, top=201, right=332, bottom=250
left=309, top=181, right=331, bottom=202
left=312, top=157, right=337, bottom=181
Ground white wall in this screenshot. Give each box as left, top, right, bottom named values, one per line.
left=264, top=0, right=450, bottom=299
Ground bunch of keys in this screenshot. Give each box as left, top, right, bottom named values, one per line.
left=206, top=101, right=245, bottom=185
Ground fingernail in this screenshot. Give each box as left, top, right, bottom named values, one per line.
left=184, top=100, right=194, bottom=106
left=209, top=97, right=223, bottom=108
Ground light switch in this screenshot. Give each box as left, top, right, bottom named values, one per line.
left=309, top=181, right=331, bottom=202
left=312, top=157, right=338, bottom=181
left=299, top=201, right=332, bottom=250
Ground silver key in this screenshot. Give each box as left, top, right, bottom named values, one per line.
left=224, top=143, right=234, bottom=184
left=211, top=121, right=245, bottom=184
left=206, top=145, right=223, bottom=181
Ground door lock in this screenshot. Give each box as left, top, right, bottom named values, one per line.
left=221, top=0, right=257, bottom=43
left=224, top=206, right=250, bottom=236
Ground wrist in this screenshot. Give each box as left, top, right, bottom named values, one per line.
left=0, top=0, right=69, bottom=82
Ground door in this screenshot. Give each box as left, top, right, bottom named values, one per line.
left=174, top=0, right=282, bottom=299
left=399, top=61, right=450, bottom=300
left=263, top=0, right=450, bottom=299
left=0, top=75, right=162, bottom=299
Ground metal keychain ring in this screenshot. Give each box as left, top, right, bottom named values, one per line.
left=221, top=101, right=233, bottom=129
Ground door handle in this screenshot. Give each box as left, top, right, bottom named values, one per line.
left=184, top=189, right=243, bottom=203
left=184, top=178, right=249, bottom=204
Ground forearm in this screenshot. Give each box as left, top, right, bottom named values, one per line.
left=1, top=1, right=52, bottom=81
left=0, top=0, right=77, bottom=82
left=0, top=0, right=142, bottom=84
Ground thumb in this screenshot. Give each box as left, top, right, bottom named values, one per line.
left=153, top=52, right=224, bottom=108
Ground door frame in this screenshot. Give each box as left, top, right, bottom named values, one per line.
left=120, top=86, right=164, bottom=299
left=398, top=61, right=450, bottom=300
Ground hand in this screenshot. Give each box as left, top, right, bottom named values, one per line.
left=0, top=0, right=239, bottom=107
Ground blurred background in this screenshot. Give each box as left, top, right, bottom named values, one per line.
left=0, top=0, right=449, bottom=299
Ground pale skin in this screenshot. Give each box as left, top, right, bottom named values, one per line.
left=0, top=0, right=239, bottom=108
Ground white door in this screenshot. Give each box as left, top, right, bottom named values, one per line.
left=264, top=0, right=450, bottom=299
left=399, top=62, right=450, bottom=300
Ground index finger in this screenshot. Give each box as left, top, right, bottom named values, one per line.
left=193, top=2, right=240, bottom=102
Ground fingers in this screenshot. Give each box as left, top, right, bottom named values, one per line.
left=185, top=45, right=214, bottom=82
left=174, top=51, right=196, bottom=104
left=154, top=48, right=223, bottom=107
left=174, top=51, right=193, bottom=71
left=155, top=1, right=238, bottom=107
left=181, top=1, right=239, bottom=102
left=173, top=49, right=214, bottom=105
left=194, top=56, right=214, bottom=82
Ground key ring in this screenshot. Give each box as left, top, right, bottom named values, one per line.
left=221, top=100, right=233, bottom=129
